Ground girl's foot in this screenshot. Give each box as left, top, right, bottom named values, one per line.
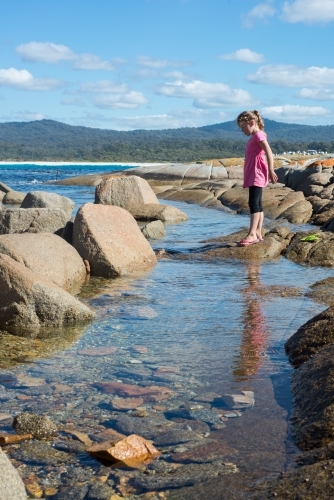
left=257, top=235, right=263, bottom=241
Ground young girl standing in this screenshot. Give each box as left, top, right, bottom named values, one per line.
left=237, top=110, right=278, bottom=246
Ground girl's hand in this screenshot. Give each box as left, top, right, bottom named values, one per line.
left=269, top=170, right=278, bottom=184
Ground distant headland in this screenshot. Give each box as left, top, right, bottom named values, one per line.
left=0, top=118, right=333, bottom=163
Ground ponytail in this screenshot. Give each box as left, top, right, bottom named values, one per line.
left=237, top=110, right=265, bottom=130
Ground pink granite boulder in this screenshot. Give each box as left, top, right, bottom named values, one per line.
left=73, top=203, right=157, bottom=278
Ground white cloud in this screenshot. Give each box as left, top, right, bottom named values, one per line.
left=79, top=81, right=130, bottom=93
left=282, top=0, right=334, bottom=24
left=0, top=68, right=63, bottom=91
left=60, top=97, right=88, bottom=107
left=0, top=110, right=47, bottom=122
left=16, top=111, right=46, bottom=121
left=248, top=64, right=334, bottom=87
left=297, top=88, right=334, bottom=100
left=16, top=42, right=116, bottom=71
left=262, top=104, right=330, bottom=121
left=221, top=49, right=264, bottom=64
left=91, top=91, right=148, bottom=109
left=243, top=1, right=276, bottom=27
left=72, top=54, right=115, bottom=71
left=155, top=79, right=255, bottom=108
left=113, top=108, right=226, bottom=130
left=16, top=42, right=74, bottom=63
left=136, top=55, right=190, bottom=68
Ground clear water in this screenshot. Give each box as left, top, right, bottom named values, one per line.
left=0, top=164, right=333, bottom=494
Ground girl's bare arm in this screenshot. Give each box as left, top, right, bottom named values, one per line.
left=259, top=140, right=278, bottom=184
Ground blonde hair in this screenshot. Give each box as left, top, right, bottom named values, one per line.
left=237, top=110, right=264, bottom=131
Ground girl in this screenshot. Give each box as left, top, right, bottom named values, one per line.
left=237, top=110, right=278, bottom=246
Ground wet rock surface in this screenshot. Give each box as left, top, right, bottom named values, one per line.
left=307, top=277, right=334, bottom=306
left=248, top=460, right=334, bottom=499
left=283, top=230, right=334, bottom=267
left=168, top=226, right=293, bottom=261
left=285, top=305, right=334, bottom=367
left=289, top=344, right=334, bottom=450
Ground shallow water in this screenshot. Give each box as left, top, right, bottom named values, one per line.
left=0, top=167, right=333, bottom=496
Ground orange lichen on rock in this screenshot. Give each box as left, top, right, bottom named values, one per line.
left=307, top=159, right=334, bottom=169
left=87, top=434, right=161, bottom=467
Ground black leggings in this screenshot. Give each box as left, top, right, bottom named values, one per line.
left=248, top=186, right=263, bottom=214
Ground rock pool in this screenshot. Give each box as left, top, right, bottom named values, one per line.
left=0, top=169, right=333, bottom=498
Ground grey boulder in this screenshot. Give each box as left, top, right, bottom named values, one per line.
left=3, top=190, right=26, bottom=205
left=95, top=175, right=159, bottom=210
left=0, top=207, right=67, bottom=235
left=0, top=447, right=27, bottom=500
left=129, top=203, right=188, bottom=222
left=21, top=191, right=75, bottom=219
left=142, top=220, right=166, bottom=239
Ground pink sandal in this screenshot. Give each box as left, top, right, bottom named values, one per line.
left=238, top=238, right=259, bottom=247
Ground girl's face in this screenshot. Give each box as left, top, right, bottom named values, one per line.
left=239, top=119, right=257, bottom=136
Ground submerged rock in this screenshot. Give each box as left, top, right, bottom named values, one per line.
left=221, top=391, right=255, bottom=409
left=131, top=461, right=237, bottom=491
left=170, top=440, right=238, bottom=463
left=13, top=412, right=57, bottom=439
left=112, top=412, right=174, bottom=440
left=10, top=440, right=75, bottom=465
left=165, top=407, right=222, bottom=426
left=87, top=433, right=161, bottom=467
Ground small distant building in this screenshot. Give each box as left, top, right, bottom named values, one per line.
left=308, top=150, right=317, bottom=155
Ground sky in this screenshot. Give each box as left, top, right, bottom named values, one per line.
left=1, top=0, right=334, bottom=130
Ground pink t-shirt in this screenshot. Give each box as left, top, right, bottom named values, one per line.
left=243, top=130, right=268, bottom=188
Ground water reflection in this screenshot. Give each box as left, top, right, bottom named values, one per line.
left=233, top=262, right=269, bottom=380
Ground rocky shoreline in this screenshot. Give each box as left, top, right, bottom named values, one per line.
left=0, top=158, right=334, bottom=499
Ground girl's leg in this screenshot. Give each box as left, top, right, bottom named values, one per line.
left=256, top=211, right=264, bottom=240
left=242, top=186, right=263, bottom=243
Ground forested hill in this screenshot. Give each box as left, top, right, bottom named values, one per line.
left=0, top=118, right=333, bottom=162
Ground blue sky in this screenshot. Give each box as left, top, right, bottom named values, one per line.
left=1, top=0, right=334, bottom=130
